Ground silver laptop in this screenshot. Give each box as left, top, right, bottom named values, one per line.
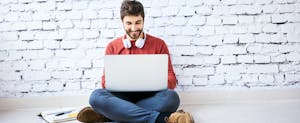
left=104, top=54, right=168, bottom=92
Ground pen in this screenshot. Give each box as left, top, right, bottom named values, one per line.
left=55, top=111, right=72, bottom=116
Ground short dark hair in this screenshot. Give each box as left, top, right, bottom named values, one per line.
left=120, top=0, right=145, bottom=20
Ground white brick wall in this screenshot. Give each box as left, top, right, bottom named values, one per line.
left=0, top=0, right=300, bottom=97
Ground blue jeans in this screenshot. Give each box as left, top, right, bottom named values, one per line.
left=89, top=89, right=180, bottom=123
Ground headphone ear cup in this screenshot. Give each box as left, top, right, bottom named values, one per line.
left=135, top=38, right=145, bottom=48
left=123, top=39, right=131, bottom=48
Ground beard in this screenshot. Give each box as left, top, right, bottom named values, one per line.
left=125, top=29, right=143, bottom=40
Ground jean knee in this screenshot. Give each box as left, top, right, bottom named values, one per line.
left=89, top=89, right=107, bottom=107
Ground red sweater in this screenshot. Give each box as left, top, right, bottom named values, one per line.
left=102, top=34, right=177, bottom=89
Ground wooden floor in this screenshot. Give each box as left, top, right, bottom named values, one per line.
left=1, top=88, right=300, bottom=123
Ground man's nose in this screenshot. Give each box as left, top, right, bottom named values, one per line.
left=131, top=24, right=137, bottom=31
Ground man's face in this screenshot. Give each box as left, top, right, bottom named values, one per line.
left=122, top=15, right=144, bottom=40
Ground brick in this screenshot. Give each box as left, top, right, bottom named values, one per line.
left=178, top=7, right=195, bottom=16
left=222, top=16, right=238, bottom=25
left=83, top=68, right=102, bottom=79
left=229, top=25, right=248, bottom=34
left=239, top=34, right=255, bottom=43
left=213, top=5, right=230, bottom=15
left=225, top=73, right=242, bottom=84
left=286, top=52, right=300, bottom=61
left=19, top=12, right=32, bottom=21
left=288, top=13, right=300, bottom=22
left=173, top=56, right=204, bottom=65
left=274, top=73, right=285, bottom=83
left=223, top=34, right=239, bottom=43
left=4, top=12, right=19, bottom=22
left=58, top=19, right=73, bottom=29
left=287, top=32, right=300, bottom=43
left=57, top=0, right=72, bottom=11
left=192, top=46, right=213, bottom=55
left=84, top=29, right=99, bottom=39
left=271, top=14, right=288, bottom=24
left=92, top=59, right=104, bottom=68
left=81, top=80, right=97, bottom=89
left=76, top=58, right=92, bottom=68
left=154, top=17, right=171, bottom=27
left=285, top=74, right=300, bottom=83
left=188, top=15, right=206, bottom=26
left=14, top=82, right=32, bottom=92
left=173, top=36, right=192, bottom=46
left=11, top=22, right=27, bottom=31
left=274, top=0, right=297, bottom=4
left=73, top=20, right=90, bottom=29
left=166, top=27, right=181, bottom=36
left=28, top=60, right=46, bottom=70
left=242, top=74, right=259, bottom=83
left=51, top=70, right=82, bottom=79
left=262, top=5, right=278, bottom=14
left=254, top=55, right=270, bottom=63
left=222, top=0, right=237, bottom=5
left=198, top=26, right=215, bottom=36
left=271, top=33, right=287, bottom=43
left=216, top=65, right=247, bottom=74
left=206, top=16, right=222, bottom=26
left=26, top=21, right=42, bottom=30
left=65, top=29, right=83, bottom=40
left=48, top=80, right=64, bottom=91
left=258, top=74, right=274, bottom=84
left=214, top=45, right=247, bottom=55
left=238, top=15, right=254, bottom=24
left=44, top=40, right=60, bottom=49
left=237, top=0, right=255, bottom=4
left=271, top=53, right=286, bottom=63
left=255, top=15, right=271, bottom=23
left=278, top=4, right=296, bottom=14
left=162, top=7, right=179, bottom=16
left=23, top=50, right=52, bottom=60
left=19, top=31, right=34, bottom=41
left=25, top=41, right=44, bottom=50
left=106, top=19, right=122, bottom=29
left=100, top=29, right=115, bottom=38
left=208, top=74, right=225, bottom=85
left=55, top=49, right=85, bottom=59
left=177, top=76, right=193, bottom=86
left=32, top=83, right=48, bottom=92
left=255, top=33, right=271, bottom=43
left=170, top=46, right=193, bottom=56
left=256, top=0, right=272, bottom=4
left=64, top=81, right=81, bottom=90
left=263, top=24, right=279, bottom=33
left=215, top=26, right=229, bottom=34
left=72, top=1, right=88, bottom=10
left=203, top=0, right=220, bottom=5
left=0, top=32, right=18, bottom=41
left=32, top=11, right=53, bottom=21
left=247, top=64, right=278, bottom=73
left=83, top=10, right=98, bottom=19
left=0, top=71, right=21, bottom=81
left=148, top=7, right=162, bottom=17
left=193, top=77, right=208, bottom=86
left=279, top=64, right=300, bottom=73
left=186, top=0, right=203, bottom=7
left=221, top=55, right=237, bottom=64
left=66, top=11, right=82, bottom=20
left=91, top=19, right=107, bottom=29
left=184, top=67, right=215, bottom=75
left=182, top=26, right=197, bottom=36
left=171, top=17, right=187, bottom=26
left=191, top=35, right=223, bottom=45
left=203, top=56, right=220, bottom=65
left=22, top=70, right=51, bottom=81
left=46, top=59, right=76, bottom=70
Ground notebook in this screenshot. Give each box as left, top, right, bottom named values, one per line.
left=104, top=54, right=168, bottom=92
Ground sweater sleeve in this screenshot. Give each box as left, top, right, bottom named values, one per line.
left=160, top=42, right=177, bottom=89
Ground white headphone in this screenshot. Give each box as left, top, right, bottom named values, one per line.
left=122, top=32, right=147, bottom=48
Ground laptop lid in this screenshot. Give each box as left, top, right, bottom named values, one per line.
left=104, top=54, right=168, bottom=92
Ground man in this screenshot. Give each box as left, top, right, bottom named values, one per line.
left=77, top=0, right=180, bottom=123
